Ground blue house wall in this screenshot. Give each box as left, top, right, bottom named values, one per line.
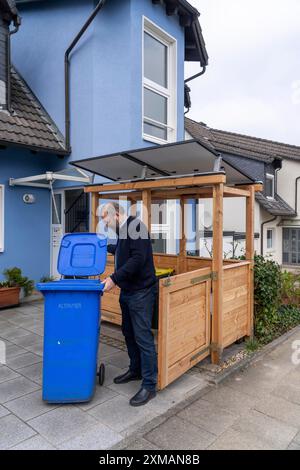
left=1, top=0, right=186, bottom=282
left=12, top=0, right=185, bottom=160
left=0, top=149, right=65, bottom=282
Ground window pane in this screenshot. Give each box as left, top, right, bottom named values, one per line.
left=144, top=122, right=167, bottom=141
left=144, top=88, right=167, bottom=124
left=267, top=229, right=273, bottom=249
left=144, top=88, right=168, bottom=140
left=265, top=176, right=274, bottom=197
left=144, top=32, right=168, bottom=88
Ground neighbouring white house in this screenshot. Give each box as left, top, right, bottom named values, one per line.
left=185, top=118, right=300, bottom=271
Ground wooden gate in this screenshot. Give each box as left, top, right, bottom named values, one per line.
left=158, top=267, right=211, bottom=390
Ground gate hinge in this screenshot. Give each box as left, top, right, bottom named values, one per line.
left=190, top=271, right=218, bottom=285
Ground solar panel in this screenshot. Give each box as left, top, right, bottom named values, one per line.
left=71, top=139, right=257, bottom=185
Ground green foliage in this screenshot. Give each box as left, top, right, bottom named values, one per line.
left=245, top=337, right=260, bottom=353
left=39, top=275, right=56, bottom=283
left=281, top=270, right=300, bottom=306
left=253, top=255, right=300, bottom=344
left=2, top=267, right=34, bottom=297
left=253, top=255, right=282, bottom=339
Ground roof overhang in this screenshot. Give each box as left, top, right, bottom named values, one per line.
left=71, top=140, right=260, bottom=186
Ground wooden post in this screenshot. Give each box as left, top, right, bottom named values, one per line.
left=211, top=183, right=224, bottom=364
left=246, top=185, right=255, bottom=338
left=178, top=197, right=187, bottom=274
left=91, top=193, right=99, bottom=232
left=142, top=189, right=151, bottom=231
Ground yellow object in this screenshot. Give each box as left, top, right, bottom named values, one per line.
left=155, top=268, right=174, bottom=278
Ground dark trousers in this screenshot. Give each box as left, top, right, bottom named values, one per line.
left=119, top=284, right=158, bottom=392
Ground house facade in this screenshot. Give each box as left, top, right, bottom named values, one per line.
left=185, top=118, right=300, bottom=271
left=0, top=0, right=208, bottom=282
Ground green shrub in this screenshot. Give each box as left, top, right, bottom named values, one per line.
left=2, top=267, right=34, bottom=297
left=281, top=270, right=300, bottom=306
left=253, top=255, right=282, bottom=340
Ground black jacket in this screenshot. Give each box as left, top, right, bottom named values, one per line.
left=108, top=216, right=156, bottom=292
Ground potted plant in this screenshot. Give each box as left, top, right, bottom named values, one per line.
left=0, top=267, right=34, bottom=309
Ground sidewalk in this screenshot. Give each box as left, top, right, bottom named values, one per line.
left=1, top=301, right=300, bottom=450
left=120, top=328, right=300, bottom=450
left=0, top=301, right=207, bottom=450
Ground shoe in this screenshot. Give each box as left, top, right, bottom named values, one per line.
left=129, top=387, right=156, bottom=407
left=113, top=369, right=142, bottom=384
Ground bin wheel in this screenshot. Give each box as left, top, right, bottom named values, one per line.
left=98, top=363, right=105, bottom=386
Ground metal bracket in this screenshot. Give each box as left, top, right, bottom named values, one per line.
left=162, top=278, right=172, bottom=287
left=190, top=271, right=218, bottom=285
left=190, top=346, right=210, bottom=363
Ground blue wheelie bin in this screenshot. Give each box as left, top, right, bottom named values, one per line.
left=37, top=233, right=107, bottom=404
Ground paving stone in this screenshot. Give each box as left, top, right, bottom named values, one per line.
left=5, top=343, right=27, bottom=359
left=145, top=416, right=215, bottom=450
left=224, top=361, right=284, bottom=398
left=11, top=332, right=42, bottom=348
left=87, top=395, right=157, bottom=433
left=287, top=441, right=300, bottom=450
left=10, top=435, right=56, bottom=450
left=23, top=342, right=44, bottom=357
left=7, top=352, right=42, bottom=370
left=125, top=438, right=161, bottom=450
left=58, top=422, right=122, bottom=450
left=99, top=363, right=126, bottom=386
left=108, top=379, right=143, bottom=398
left=28, top=406, right=98, bottom=446
left=0, top=414, right=36, bottom=449
left=0, top=376, right=40, bottom=403
left=106, top=351, right=130, bottom=369
left=254, top=394, right=300, bottom=428
left=163, top=374, right=207, bottom=398
left=230, top=409, right=297, bottom=449
left=201, top=384, right=258, bottom=415
left=4, top=390, right=59, bottom=421
left=273, top=382, right=300, bottom=405
left=0, top=404, right=10, bottom=418
left=208, top=427, right=267, bottom=450
left=178, top=399, right=238, bottom=436
left=0, top=365, right=20, bottom=384
left=18, top=362, right=43, bottom=385
left=98, top=343, right=122, bottom=359
left=76, top=386, right=118, bottom=411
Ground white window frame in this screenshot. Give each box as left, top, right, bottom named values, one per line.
left=266, top=173, right=275, bottom=199
left=142, top=16, right=177, bottom=145
left=0, top=185, right=4, bottom=252
left=266, top=228, right=274, bottom=250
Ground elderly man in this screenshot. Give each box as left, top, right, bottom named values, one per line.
left=100, top=202, right=157, bottom=406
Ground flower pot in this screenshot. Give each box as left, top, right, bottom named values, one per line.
left=0, top=287, right=21, bottom=309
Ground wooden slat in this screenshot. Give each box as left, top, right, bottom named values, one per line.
left=211, top=183, right=224, bottom=364
left=178, top=197, right=187, bottom=274
left=84, top=174, right=226, bottom=193
left=157, top=267, right=211, bottom=390
left=91, top=193, right=99, bottom=232
left=246, top=185, right=255, bottom=337
left=142, top=189, right=151, bottom=230
left=223, top=186, right=250, bottom=197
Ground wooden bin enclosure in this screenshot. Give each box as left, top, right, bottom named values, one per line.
left=86, top=174, right=261, bottom=390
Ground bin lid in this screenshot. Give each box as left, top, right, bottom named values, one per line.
left=57, top=233, right=107, bottom=277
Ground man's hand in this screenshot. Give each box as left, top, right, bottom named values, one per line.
left=102, top=276, right=116, bottom=292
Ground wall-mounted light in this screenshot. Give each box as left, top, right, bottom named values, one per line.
left=23, top=194, right=36, bottom=204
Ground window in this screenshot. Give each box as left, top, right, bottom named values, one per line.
left=0, top=185, right=4, bottom=252
left=265, top=174, right=275, bottom=199
left=143, top=17, right=177, bottom=144
left=267, top=228, right=274, bottom=250
left=283, top=228, right=300, bottom=265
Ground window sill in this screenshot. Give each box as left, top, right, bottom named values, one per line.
left=143, top=133, right=176, bottom=146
